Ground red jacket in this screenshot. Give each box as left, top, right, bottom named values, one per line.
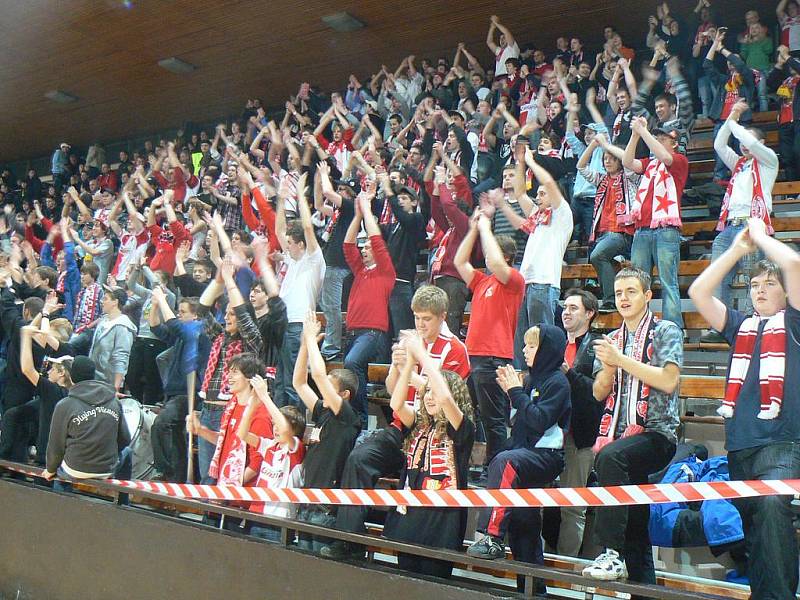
left=147, top=220, right=192, bottom=274
left=344, top=234, right=396, bottom=332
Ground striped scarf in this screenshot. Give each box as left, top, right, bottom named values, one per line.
left=722, top=311, right=786, bottom=419
left=594, top=311, right=658, bottom=452
left=590, top=173, right=630, bottom=242
left=519, top=207, right=552, bottom=235
left=207, top=396, right=243, bottom=482
left=631, top=159, right=682, bottom=229
left=74, top=283, right=103, bottom=332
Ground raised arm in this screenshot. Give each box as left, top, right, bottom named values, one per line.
left=622, top=126, right=644, bottom=173
left=630, top=116, right=673, bottom=165
left=525, top=150, right=565, bottom=209
left=454, top=210, right=479, bottom=286
left=295, top=173, right=318, bottom=254
left=388, top=352, right=417, bottom=428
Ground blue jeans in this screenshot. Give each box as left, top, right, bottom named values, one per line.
left=389, top=280, right=415, bottom=341
left=320, top=266, right=349, bottom=359
left=250, top=524, right=282, bottom=543
left=713, top=121, right=740, bottom=181
left=631, top=227, right=683, bottom=328
left=513, top=283, right=560, bottom=369
left=296, top=506, right=336, bottom=553
left=728, top=442, right=800, bottom=600
left=590, top=232, right=633, bottom=304
left=54, top=446, right=133, bottom=493
left=344, top=329, right=390, bottom=428
left=198, top=404, right=224, bottom=484
left=275, top=322, right=303, bottom=409
left=755, top=70, right=769, bottom=113
left=711, top=222, right=762, bottom=312
left=571, top=195, right=594, bottom=244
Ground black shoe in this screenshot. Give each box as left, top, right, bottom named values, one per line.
left=320, top=541, right=365, bottom=560
left=598, top=301, right=617, bottom=313
left=466, top=534, right=506, bottom=560
left=699, top=331, right=726, bottom=344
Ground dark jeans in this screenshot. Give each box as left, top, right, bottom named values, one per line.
left=54, top=446, right=133, bottom=494
left=126, top=337, right=168, bottom=404
left=571, top=195, right=594, bottom=244
left=296, top=505, right=336, bottom=553
left=334, top=427, right=405, bottom=535
left=151, top=395, right=188, bottom=482
left=728, top=442, right=800, bottom=600
left=275, top=322, right=303, bottom=409
left=389, top=280, right=415, bottom=341
left=778, top=122, right=800, bottom=182
left=468, top=355, right=512, bottom=466
left=434, top=275, right=468, bottom=338
left=0, top=398, right=38, bottom=461
left=513, top=283, right=560, bottom=369
left=590, top=232, right=632, bottom=304
left=593, top=433, right=676, bottom=586
left=198, top=403, right=224, bottom=484
left=344, top=329, right=390, bottom=428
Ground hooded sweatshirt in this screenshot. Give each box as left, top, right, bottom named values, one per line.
left=507, top=324, right=572, bottom=451
left=89, top=313, right=137, bottom=386
left=46, top=380, right=131, bottom=477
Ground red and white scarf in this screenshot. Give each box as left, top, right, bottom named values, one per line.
left=207, top=396, right=245, bottom=482
left=200, top=334, right=242, bottom=400
left=722, top=310, right=786, bottom=417
left=716, top=156, right=774, bottom=234
left=430, top=226, right=454, bottom=281
left=594, top=311, right=658, bottom=452
left=519, top=207, right=552, bottom=235
left=631, top=159, right=682, bottom=229
left=74, top=283, right=103, bottom=332
left=404, top=424, right=459, bottom=491
left=590, top=173, right=632, bottom=242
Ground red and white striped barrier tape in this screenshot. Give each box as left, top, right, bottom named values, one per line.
left=105, top=478, right=800, bottom=508
left=5, top=462, right=798, bottom=508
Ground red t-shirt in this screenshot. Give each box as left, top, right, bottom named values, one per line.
left=636, top=155, right=689, bottom=229
left=249, top=436, right=305, bottom=515
left=466, top=269, right=525, bottom=359
left=720, top=88, right=740, bottom=120
left=564, top=340, right=578, bottom=368
left=344, top=235, right=396, bottom=332
left=217, top=400, right=273, bottom=486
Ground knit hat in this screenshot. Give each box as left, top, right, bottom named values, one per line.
left=69, top=356, right=97, bottom=383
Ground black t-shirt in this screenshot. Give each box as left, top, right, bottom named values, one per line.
left=36, top=377, right=69, bottom=456
left=302, top=399, right=361, bottom=488
left=723, top=305, right=800, bottom=451
left=323, top=198, right=355, bottom=269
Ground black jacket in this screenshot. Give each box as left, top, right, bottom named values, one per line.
left=767, top=58, right=800, bottom=124
left=564, top=331, right=604, bottom=449
left=703, top=53, right=755, bottom=122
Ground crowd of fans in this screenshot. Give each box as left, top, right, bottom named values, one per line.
left=1, top=1, right=800, bottom=597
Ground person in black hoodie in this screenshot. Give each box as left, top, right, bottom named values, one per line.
left=43, top=356, right=131, bottom=485
left=467, top=324, right=571, bottom=570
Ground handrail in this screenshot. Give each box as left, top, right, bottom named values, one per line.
left=0, top=459, right=732, bottom=600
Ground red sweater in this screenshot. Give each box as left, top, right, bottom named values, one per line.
left=26, top=218, right=63, bottom=255
left=344, top=234, right=396, bottom=332
left=427, top=175, right=472, bottom=281
left=147, top=220, right=192, bottom=274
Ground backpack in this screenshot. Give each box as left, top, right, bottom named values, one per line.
left=119, top=396, right=157, bottom=480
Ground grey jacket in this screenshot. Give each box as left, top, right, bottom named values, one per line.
left=46, top=380, right=131, bottom=476
left=89, top=314, right=137, bottom=385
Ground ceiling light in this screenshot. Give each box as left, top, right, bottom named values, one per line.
left=44, top=90, right=79, bottom=104
left=157, top=57, right=196, bottom=74
left=321, top=11, right=364, bottom=32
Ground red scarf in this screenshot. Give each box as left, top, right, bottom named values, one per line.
left=379, top=196, right=398, bottom=226
left=207, top=396, right=244, bottom=482
left=200, top=334, right=242, bottom=400
left=632, top=159, right=682, bottom=229
left=722, top=311, right=786, bottom=419
left=716, top=156, right=774, bottom=234
left=591, top=173, right=631, bottom=242
left=430, top=226, right=453, bottom=281
left=404, top=424, right=459, bottom=491
left=594, top=311, right=658, bottom=452
left=519, top=207, right=552, bottom=235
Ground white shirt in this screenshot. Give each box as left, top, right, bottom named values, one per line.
left=519, top=201, right=573, bottom=287
left=279, top=246, right=326, bottom=322
left=494, top=42, right=520, bottom=77
left=714, top=120, right=778, bottom=219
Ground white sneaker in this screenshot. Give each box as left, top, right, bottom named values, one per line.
left=582, top=549, right=628, bottom=581
left=717, top=404, right=734, bottom=419
left=757, top=401, right=781, bottom=420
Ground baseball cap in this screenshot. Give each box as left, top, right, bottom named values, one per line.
left=397, top=186, right=419, bottom=202
left=581, top=123, right=608, bottom=133
left=651, top=123, right=681, bottom=139
left=334, top=178, right=360, bottom=196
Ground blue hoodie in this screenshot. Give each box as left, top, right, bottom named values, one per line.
left=507, top=324, right=572, bottom=451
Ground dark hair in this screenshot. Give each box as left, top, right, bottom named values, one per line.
left=280, top=405, right=307, bottom=437
left=495, top=234, right=517, bottom=263
left=193, top=259, right=214, bottom=276
left=330, top=368, right=358, bottom=400
left=615, top=266, right=652, bottom=292
left=234, top=229, right=253, bottom=245
left=80, top=262, right=100, bottom=280
left=24, top=297, right=44, bottom=319
left=108, top=288, right=128, bottom=308
left=179, top=297, right=200, bottom=315
left=563, top=287, right=599, bottom=320
left=35, top=266, right=58, bottom=289
left=750, top=259, right=785, bottom=289
left=655, top=93, right=677, bottom=108
left=286, top=220, right=305, bottom=245
left=228, top=352, right=264, bottom=379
